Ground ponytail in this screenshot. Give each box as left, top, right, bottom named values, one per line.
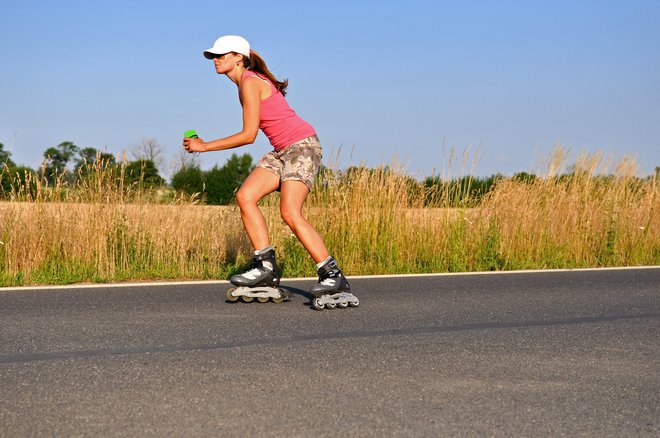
left=243, top=50, right=289, bottom=97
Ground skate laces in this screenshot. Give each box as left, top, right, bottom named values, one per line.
left=242, top=268, right=262, bottom=280
left=318, top=271, right=341, bottom=286
left=319, top=277, right=336, bottom=286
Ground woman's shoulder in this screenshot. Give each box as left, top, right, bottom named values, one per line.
left=242, top=70, right=267, bottom=81
left=243, top=71, right=273, bottom=86
left=241, top=70, right=275, bottom=99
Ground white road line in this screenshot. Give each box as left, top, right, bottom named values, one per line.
left=1, top=266, right=657, bottom=292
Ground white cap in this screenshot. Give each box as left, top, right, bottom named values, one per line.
left=203, top=35, right=250, bottom=59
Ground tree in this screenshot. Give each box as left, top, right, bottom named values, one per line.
left=170, top=149, right=199, bottom=175
left=75, top=147, right=115, bottom=167
left=171, top=164, right=204, bottom=196
left=0, top=143, right=35, bottom=197
left=0, top=143, right=16, bottom=168
left=1, top=166, right=36, bottom=198
left=512, top=172, right=537, bottom=184
left=131, top=137, right=165, bottom=173
left=204, top=153, right=254, bottom=205
left=41, top=141, right=79, bottom=185
left=124, top=159, right=165, bottom=188
left=74, top=147, right=116, bottom=178
left=0, top=143, right=14, bottom=194
left=423, top=174, right=503, bottom=207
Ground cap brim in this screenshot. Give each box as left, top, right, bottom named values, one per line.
left=203, top=48, right=249, bottom=59
left=203, top=50, right=218, bottom=59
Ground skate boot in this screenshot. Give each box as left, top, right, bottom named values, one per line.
left=226, top=247, right=290, bottom=304
left=309, top=257, right=359, bottom=310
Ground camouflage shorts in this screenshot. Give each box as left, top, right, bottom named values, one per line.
left=256, top=135, right=323, bottom=191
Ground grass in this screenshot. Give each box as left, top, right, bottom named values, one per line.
left=0, top=147, right=658, bottom=286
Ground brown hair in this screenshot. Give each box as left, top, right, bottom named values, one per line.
left=242, top=49, right=289, bottom=97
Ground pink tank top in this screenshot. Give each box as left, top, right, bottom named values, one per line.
left=242, top=70, right=316, bottom=151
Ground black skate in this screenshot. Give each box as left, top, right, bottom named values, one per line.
left=309, top=257, right=359, bottom=310
left=226, top=247, right=290, bottom=304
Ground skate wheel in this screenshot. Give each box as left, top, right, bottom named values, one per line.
left=338, top=301, right=349, bottom=309
left=257, top=297, right=269, bottom=303
left=349, top=297, right=360, bottom=307
left=241, top=296, right=253, bottom=303
left=226, top=287, right=238, bottom=303
left=325, top=302, right=336, bottom=310
left=312, top=298, right=324, bottom=311
left=272, top=290, right=287, bottom=305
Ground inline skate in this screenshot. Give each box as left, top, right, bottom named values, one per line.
left=226, top=247, right=290, bottom=304
left=309, top=257, right=359, bottom=310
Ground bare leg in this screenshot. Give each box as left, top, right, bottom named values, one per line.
left=280, top=180, right=330, bottom=264
left=235, top=167, right=281, bottom=250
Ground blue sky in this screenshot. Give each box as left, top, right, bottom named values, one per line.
left=1, top=0, right=659, bottom=178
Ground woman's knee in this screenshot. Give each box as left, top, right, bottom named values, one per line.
left=280, top=205, right=304, bottom=229
left=236, top=168, right=280, bottom=209
left=236, top=187, right=258, bottom=209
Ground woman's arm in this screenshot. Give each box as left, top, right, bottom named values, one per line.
left=183, top=77, right=262, bottom=153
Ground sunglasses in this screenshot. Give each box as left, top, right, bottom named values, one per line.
left=211, top=52, right=237, bottom=60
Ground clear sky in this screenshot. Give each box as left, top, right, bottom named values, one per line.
left=2, top=0, right=659, bottom=179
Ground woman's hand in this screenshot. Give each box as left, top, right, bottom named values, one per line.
left=183, top=136, right=206, bottom=153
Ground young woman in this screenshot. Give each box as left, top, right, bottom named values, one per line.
left=183, top=35, right=358, bottom=310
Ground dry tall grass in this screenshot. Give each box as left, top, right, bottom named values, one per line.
left=0, top=147, right=657, bottom=286
left=480, top=150, right=659, bottom=268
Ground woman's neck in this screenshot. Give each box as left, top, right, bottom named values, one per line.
left=226, top=66, right=246, bottom=87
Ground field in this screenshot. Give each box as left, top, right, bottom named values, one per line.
left=1, top=148, right=658, bottom=286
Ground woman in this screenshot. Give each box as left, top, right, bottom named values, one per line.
left=183, top=35, right=358, bottom=310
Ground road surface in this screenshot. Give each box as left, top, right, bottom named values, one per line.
left=1, top=268, right=658, bottom=436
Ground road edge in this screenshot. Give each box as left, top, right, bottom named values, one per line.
left=1, top=265, right=658, bottom=292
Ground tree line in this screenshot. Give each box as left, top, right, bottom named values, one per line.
left=1, top=141, right=164, bottom=188
left=2, top=141, right=657, bottom=206
left=0, top=141, right=254, bottom=205
left=1, top=139, right=502, bottom=206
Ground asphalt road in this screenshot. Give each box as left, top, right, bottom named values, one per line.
left=1, top=268, right=658, bottom=437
